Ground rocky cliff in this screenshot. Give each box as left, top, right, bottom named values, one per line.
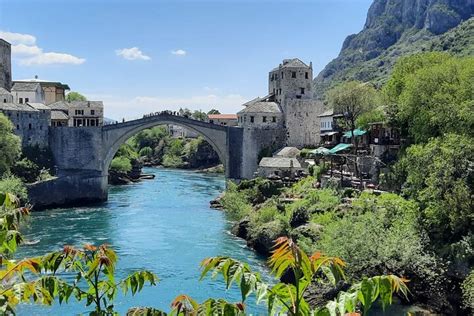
left=314, top=0, right=474, bottom=98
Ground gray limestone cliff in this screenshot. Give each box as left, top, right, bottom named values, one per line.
left=314, top=0, right=474, bottom=98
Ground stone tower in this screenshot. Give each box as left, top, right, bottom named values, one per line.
left=268, top=59, right=314, bottom=113
left=0, top=39, right=12, bottom=91
left=268, top=58, right=323, bottom=147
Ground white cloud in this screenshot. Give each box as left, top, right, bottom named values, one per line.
left=0, top=31, right=36, bottom=45
left=11, top=44, right=42, bottom=56
left=115, top=47, right=151, bottom=61
left=20, top=52, right=86, bottom=66
left=1, top=30, right=85, bottom=66
left=86, top=93, right=248, bottom=120
left=171, top=49, right=187, bottom=56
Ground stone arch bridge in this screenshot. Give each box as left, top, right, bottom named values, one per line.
left=29, top=113, right=285, bottom=208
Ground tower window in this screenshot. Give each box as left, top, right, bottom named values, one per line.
left=292, top=71, right=296, bottom=78
left=301, top=88, right=305, bottom=94
left=281, top=72, right=284, bottom=79
left=262, top=116, right=267, bottom=123
left=3, top=99, right=6, bottom=103
left=305, top=72, right=309, bottom=79
left=28, top=123, right=32, bottom=130
left=250, top=116, right=254, bottom=123
left=16, top=124, right=19, bottom=130
left=279, top=88, right=281, bottom=95
left=272, top=116, right=276, bottom=123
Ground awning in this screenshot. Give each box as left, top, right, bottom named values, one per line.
left=320, top=131, right=338, bottom=136
left=343, top=129, right=367, bottom=138
left=329, top=143, right=352, bottom=154
left=310, top=147, right=331, bottom=155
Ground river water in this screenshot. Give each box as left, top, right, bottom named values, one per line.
left=17, top=168, right=268, bottom=315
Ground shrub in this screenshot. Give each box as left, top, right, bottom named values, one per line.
left=161, top=153, right=184, bottom=168
left=0, top=175, right=27, bottom=202
left=110, top=157, right=132, bottom=173
left=462, top=270, right=474, bottom=310
left=220, top=181, right=252, bottom=221
left=138, top=146, right=153, bottom=158
left=11, top=158, right=40, bottom=183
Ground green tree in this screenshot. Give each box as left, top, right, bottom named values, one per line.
left=110, top=157, right=132, bottom=173
left=207, top=109, right=221, bottom=115
left=192, top=110, right=207, bottom=121
left=0, top=113, right=21, bottom=176
left=395, top=134, right=473, bottom=246
left=383, top=52, right=474, bottom=144
left=66, top=92, right=87, bottom=102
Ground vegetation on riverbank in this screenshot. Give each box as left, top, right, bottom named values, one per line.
left=219, top=52, right=474, bottom=314
left=109, top=125, right=222, bottom=183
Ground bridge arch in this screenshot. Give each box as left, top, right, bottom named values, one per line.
left=101, top=114, right=231, bottom=177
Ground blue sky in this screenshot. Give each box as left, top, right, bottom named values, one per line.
left=0, top=0, right=372, bottom=119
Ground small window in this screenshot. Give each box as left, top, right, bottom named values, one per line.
left=281, top=72, right=284, bottom=79
left=262, top=116, right=267, bottom=123
left=25, top=98, right=29, bottom=103
left=28, top=123, right=32, bottom=130
left=29, top=114, right=31, bottom=118
left=16, top=124, right=19, bottom=130
left=279, top=88, right=282, bottom=95
left=301, top=88, right=305, bottom=94
left=40, top=125, right=42, bottom=130
left=19, top=98, right=23, bottom=104
left=91, top=109, right=95, bottom=115
left=250, top=116, right=254, bottom=123
left=305, top=72, right=309, bottom=79
left=292, top=71, right=296, bottom=78
left=272, top=116, right=276, bottom=123
left=3, top=99, right=6, bottom=103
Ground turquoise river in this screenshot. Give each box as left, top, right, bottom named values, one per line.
left=16, top=168, right=269, bottom=315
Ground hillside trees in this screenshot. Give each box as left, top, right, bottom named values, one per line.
left=384, top=52, right=474, bottom=143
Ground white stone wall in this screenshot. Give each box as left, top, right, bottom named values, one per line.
left=12, top=87, right=44, bottom=104
left=320, top=116, right=334, bottom=132
left=0, top=92, right=13, bottom=103
left=285, top=99, right=324, bottom=148
left=237, top=112, right=283, bottom=129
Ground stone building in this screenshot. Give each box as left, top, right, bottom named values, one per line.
left=49, top=100, right=104, bottom=127
left=239, top=58, right=323, bottom=148
left=208, top=114, right=238, bottom=126
left=237, top=99, right=283, bottom=128
left=14, top=78, right=70, bottom=105
left=11, top=82, right=45, bottom=104
left=0, top=102, right=50, bottom=147
left=0, top=39, right=11, bottom=91
left=0, top=87, right=13, bottom=103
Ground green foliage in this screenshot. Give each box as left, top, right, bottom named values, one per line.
left=384, top=53, right=474, bottom=143
left=167, top=237, right=406, bottom=315
left=161, top=154, right=184, bottom=168
left=461, top=270, right=474, bottom=310
left=0, top=113, right=21, bottom=176
left=11, top=158, right=40, bottom=183
left=327, top=81, right=380, bottom=134
left=66, top=91, right=87, bottom=102
left=133, top=127, right=168, bottom=150
left=192, top=110, right=207, bottom=121
left=395, top=134, right=473, bottom=250
left=318, top=193, right=440, bottom=290
left=138, top=146, right=153, bottom=158
left=0, top=175, right=27, bottom=202
left=220, top=182, right=253, bottom=221
left=355, top=107, right=386, bottom=129
left=110, top=157, right=132, bottom=173
left=207, top=109, right=220, bottom=115
left=116, top=143, right=139, bottom=160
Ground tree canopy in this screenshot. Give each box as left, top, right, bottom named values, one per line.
left=0, top=113, right=21, bottom=176
left=384, top=52, right=474, bottom=144
left=66, top=91, right=87, bottom=102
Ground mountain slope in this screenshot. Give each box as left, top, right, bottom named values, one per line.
left=314, top=0, right=474, bottom=99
